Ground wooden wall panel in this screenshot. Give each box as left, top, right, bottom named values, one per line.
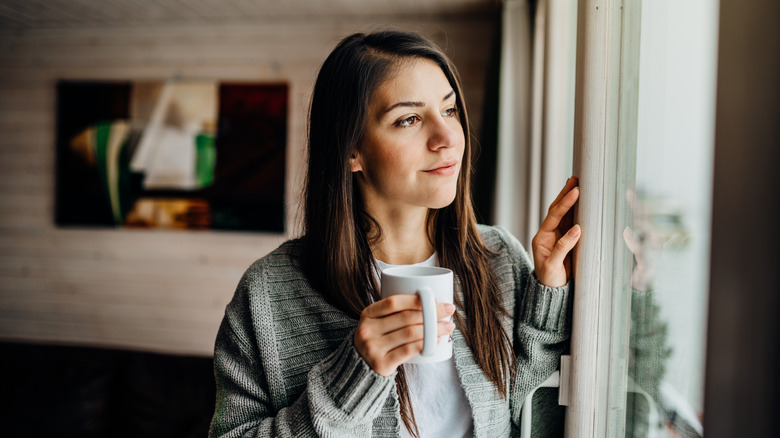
left=0, top=16, right=497, bottom=356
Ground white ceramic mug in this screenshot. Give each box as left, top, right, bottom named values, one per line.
left=380, top=266, right=454, bottom=363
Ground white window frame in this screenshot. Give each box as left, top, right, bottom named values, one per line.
left=565, top=0, right=642, bottom=436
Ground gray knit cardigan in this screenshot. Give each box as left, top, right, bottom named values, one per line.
left=209, top=225, right=571, bottom=437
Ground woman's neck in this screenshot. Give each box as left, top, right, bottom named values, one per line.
left=369, top=206, right=434, bottom=265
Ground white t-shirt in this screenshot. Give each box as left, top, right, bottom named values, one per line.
left=375, top=255, right=474, bottom=438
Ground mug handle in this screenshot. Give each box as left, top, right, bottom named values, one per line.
left=417, top=287, right=437, bottom=357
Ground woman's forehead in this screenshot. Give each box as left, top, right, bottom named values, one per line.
left=372, top=58, right=454, bottom=108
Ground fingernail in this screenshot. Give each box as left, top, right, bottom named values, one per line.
left=444, top=303, right=456, bottom=313
left=446, top=321, right=455, bottom=330
left=568, top=224, right=581, bottom=237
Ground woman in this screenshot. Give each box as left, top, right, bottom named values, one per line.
left=209, top=31, right=581, bottom=437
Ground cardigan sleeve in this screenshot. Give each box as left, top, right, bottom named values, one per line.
left=488, top=226, right=572, bottom=427
left=208, top=265, right=395, bottom=438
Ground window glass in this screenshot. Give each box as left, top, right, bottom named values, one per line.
left=624, top=0, right=718, bottom=436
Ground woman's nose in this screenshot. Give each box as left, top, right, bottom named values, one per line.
left=426, top=115, right=462, bottom=151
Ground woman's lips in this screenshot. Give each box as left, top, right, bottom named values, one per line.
left=424, top=160, right=458, bottom=176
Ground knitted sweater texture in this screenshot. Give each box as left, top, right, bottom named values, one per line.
left=209, top=225, right=571, bottom=437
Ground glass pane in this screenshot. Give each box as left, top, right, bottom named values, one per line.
left=624, top=0, right=718, bottom=436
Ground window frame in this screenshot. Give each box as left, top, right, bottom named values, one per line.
left=565, top=0, right=643, bottom=436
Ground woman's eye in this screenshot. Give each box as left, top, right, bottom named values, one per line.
left=442, top=107, right=459, bottom=117
left=394, top=115, right=420, bottom=127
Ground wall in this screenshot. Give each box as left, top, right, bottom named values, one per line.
left=705, top=0, right=780, bottom=434
left=0, top=16, right=496, bottom=355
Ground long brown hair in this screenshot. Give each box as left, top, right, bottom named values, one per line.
left=303, top=31, right=515, bottom=436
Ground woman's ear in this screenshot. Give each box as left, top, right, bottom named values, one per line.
left=349, top=152, right=363, bottom=173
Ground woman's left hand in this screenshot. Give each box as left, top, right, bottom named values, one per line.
left=531, top=177, right=581, bottom=288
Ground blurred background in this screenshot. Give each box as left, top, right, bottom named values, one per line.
left=0, top=1, right=502, bottom=436
left=0, top=0, right=776, bottom=437
left=0, top=0, right=500, bottom=356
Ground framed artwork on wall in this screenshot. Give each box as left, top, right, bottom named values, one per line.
left=55, top=80, right=287, bottom=232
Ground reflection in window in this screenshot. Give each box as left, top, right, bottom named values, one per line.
left=624, top=0, right=718, bottom=436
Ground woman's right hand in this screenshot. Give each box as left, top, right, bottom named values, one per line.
left=354, top=295, right=456, bottom=376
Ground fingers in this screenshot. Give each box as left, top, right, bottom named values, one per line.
left=545, top=224, right=582, bottom=270
left=355, top=298, right=456, bottom=376
left=383, top=320, right=454, bottom=352
left=361, top=294, right=420, bottom=318
left=548, top=176, right=579, bottom=213
left=436, top=302, right=456, bottom=320
left=383, top=320, right=454, bottom=368
left=533, top=177, right=582, bottom=287
left=368, top=300, right=455, bottom=336
left=363, top=295, right=454, bottom=320
left=356, top=320, right=455, bottom=376
left=540, top=185, right=580, bottom=233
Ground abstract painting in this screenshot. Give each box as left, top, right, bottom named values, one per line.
left=55, top=80, right=287, bottom=232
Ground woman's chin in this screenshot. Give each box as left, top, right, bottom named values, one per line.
left=427, top=191, right=458, bottom=209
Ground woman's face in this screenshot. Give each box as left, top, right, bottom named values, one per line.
left=351, top=58, right=466, bottom=215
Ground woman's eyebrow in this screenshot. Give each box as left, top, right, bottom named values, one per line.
left=383, top=100, right=424, bottom=113
left=383, top=90, right=457, bottom=114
